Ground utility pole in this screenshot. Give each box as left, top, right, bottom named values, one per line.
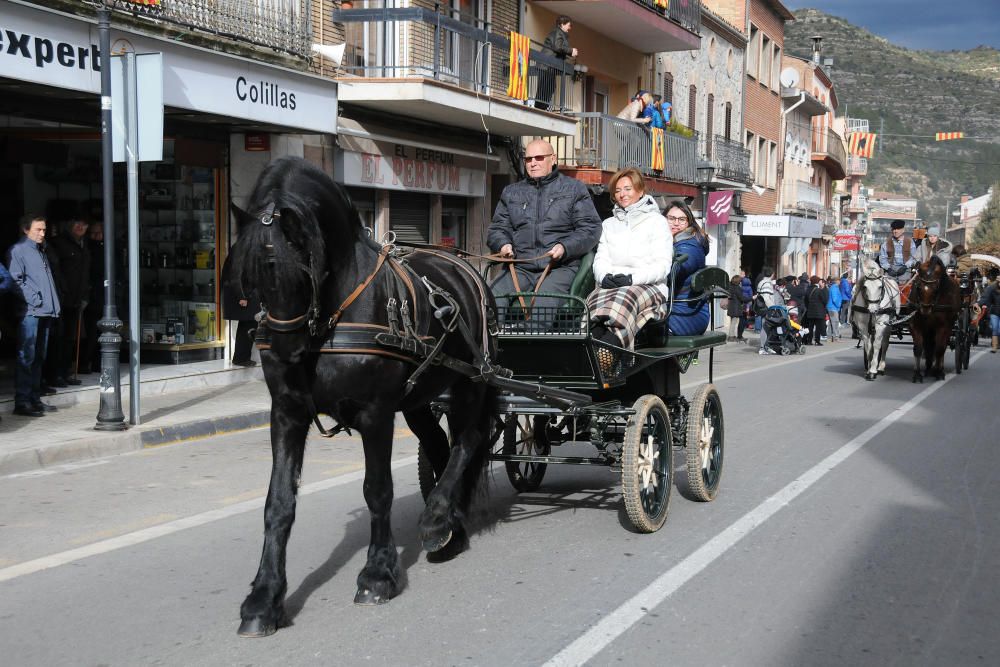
left=878, top=116, right=884, bottom=155
left=95, top=1, right=127, bottom=431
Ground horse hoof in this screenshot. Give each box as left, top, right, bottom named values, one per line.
left=238, top=616, right=279, bottom=638
left=878, top=369, right=886, bottom=375
left=354, top=588, right=391, bottom=606
left=422, top=528, right=453, bottom=553
left=865, top=374, right=875, bottom=381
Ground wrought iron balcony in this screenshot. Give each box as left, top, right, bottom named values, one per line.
left=107, top=0, right=312, bottom=58
left=699, top=134, right=752, bottom=186
left=331, top=3, right=578, bottom=135
left=846, top=116, right=870, bottom=135
left=811, top=127, right=846, bottom=180
left=531, top=0, right=701, bottom=52
left=788, top=180, right=823, bottom=211
left=543, top=113, right=700, bottom=184
left=847, top=156, right=868, bottom=176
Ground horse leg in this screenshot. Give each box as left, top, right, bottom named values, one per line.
left=239, top=398, right=310, bottom=637
left=354, top=411, right=402, bottom=605
left=911, top=328, right=924, bottom=383
left=934, top=321, right=950, bottom=380
left=404, top=406, right=450, bottom=486
left=419, top=382, right=491, bottom=555
left=877, top=318, right=891, bottom=375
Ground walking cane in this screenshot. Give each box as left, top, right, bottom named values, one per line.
left=73, top=308, right=84, bottom=379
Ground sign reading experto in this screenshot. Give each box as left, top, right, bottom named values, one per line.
left=0, top=2, right=335, bottom=134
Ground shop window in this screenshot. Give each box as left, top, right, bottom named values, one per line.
left=441, top=196, right=467, bottom=249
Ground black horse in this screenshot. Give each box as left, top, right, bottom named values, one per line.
left=910, top=255, right=960, bottom=382
left=229, top=157, right=497, bottom=636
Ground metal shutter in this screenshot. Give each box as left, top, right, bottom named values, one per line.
left=389, top=192, right=430, bottom=245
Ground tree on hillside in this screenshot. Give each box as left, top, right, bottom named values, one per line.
left=971, top=185, right=1000, bottom=246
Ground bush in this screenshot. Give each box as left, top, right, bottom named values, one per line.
left=666, top=119, right=694, bottom=138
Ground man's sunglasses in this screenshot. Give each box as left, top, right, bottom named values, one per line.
left=524, top=154, right=554, bottom=163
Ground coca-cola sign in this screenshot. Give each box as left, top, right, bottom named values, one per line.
left=833, top=231, right=860, bottom=251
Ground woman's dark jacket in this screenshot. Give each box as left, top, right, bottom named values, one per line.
left=727, top=282, right=749, bottom=317
left=803, top=285, right=830, bottom=319
left=667, top=232, right=710, bottom=335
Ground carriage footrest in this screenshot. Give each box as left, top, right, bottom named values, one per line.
left=660, top=331, right=727, bottom=349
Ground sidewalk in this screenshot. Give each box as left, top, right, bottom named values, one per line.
left=0, top=333, right=851, bottom=477
left=0, top=360, right=268, bottom=476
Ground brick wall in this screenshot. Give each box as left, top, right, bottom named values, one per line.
left=705, top=0, right=747, bottom=33
left=750, top=0, right=784, bottom=48
left=745, top=79, right=780, bottom=139
left=741, top=188, right=777, bottom=214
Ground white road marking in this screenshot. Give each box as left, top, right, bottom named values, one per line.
left=0, top=455, right=418, bottom=584
left=5, top=459, right=111, bottom=479
left=543, top=349, right=987, bottom=667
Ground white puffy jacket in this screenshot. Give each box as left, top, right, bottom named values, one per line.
left=592, top=195, right=673, bottom=286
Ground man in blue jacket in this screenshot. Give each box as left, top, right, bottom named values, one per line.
left=838, top=273, right=852, bottom=326
left=826, top=278, right=843, bottom=342
left=6, top=214, right=62, bottom=417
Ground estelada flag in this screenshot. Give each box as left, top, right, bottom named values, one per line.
left=651, top=128, right=665, bottom=171
left=935, top=132, right=964, bottom=141
left=506, top=32, right=530, bottom=101
left=654, top=0, right=669, bottom=8
left=848, top=132, right=876, bottom=158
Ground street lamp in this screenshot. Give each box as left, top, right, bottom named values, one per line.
left=696, top=160, right=716, bottom=223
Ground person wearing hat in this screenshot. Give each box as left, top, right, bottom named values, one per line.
left=914, top=224, right=954, bottom=267
left=878, top=219, right=917, bottom=283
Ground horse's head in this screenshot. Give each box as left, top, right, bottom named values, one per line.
left=858, top=258, right=886, bottom=309
left=914, top=255, right=947, bottom=316
left=230, top=157, right=363, bottom=362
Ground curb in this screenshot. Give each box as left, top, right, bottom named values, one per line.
left=0, top=410, right=270, bottom=477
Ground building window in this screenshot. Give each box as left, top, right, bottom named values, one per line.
left=746, top=130, right=756, bottom=180
left=757, top=136, right=767, bottom=186
left=772, top=46, right=782, bottom=90
left=662, top=72, right=673, bottom=106
left=760, top=35, right=772, bottom=87
left=706, top=93, right=715, bottom=156
left=748, top=24, right=759, bottom=79
left=724, top=102, right=732, bottom=140
left=688, top=84, right=697, bottom=129
left=768, top=141, right=778, bottom=187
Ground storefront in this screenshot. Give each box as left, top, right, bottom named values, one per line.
left=1, top=1, right=337, bottom=365
left=334, top=121, right=498, bottom=254
left=742, top=215, right=822, bottom=279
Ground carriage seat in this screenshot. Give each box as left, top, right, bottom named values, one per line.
left=637, top=265, right=730, bottom=349
left=569, top=251, right=596, bottom=299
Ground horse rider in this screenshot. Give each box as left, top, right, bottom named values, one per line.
left=914, top=224, right=954, bottom=268
left=878, top=219, right=917, bottom=284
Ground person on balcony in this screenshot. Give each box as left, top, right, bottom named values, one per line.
left=616, top=91, right=652, bottom=125
left=536, top=15, right=577, bottom=111
left=643, top=95, right=666, bottom=130
left=662, top=101, right=672, bottom=125
left=587, top=169, right=673, bottom=350
left=488, top=139, right=602, bottom=314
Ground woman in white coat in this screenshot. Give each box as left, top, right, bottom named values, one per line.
left=587, top=168, right=673, bottom=349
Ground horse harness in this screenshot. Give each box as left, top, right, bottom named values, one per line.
left=252, top=206, right=509, bottom=435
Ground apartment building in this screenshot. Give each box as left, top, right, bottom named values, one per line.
left=947, top=190, right=993, bottom=246
left=0, top=0, right=333, bottom=364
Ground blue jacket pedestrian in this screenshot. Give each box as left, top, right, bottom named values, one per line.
left=0, top=261, right=15, bottom=295
left=827, top=282, right=843, bottom=311
left=839, top=276, right=852, bottom=302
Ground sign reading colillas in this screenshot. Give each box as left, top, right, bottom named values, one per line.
left=0, top=2, right=336, bottom=134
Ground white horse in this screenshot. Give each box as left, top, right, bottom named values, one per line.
left=851, top=258, right=901, bottom=381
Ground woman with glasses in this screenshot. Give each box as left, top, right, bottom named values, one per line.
left=662, top=200, right=711, bottom=336
left=587, top=168, right=673, bottom=350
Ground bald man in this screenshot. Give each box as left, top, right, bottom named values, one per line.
left=487, top=139, right=601, bottom=313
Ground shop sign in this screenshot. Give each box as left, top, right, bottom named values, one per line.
left=833, top=231, right=860, bottom=251
left=788, top=216, right=822, bottom=239
left=743, top=215, right=788, bottom=237
left=0, top=2, right=336, bottom=134
left=337, top=141, right=486, bottom=197
left=244, top=133, right=271, bottom=152
left=706, top=191, right=733, bottom=226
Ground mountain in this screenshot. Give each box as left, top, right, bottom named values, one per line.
left=784, top=9, right=1000, bottom=226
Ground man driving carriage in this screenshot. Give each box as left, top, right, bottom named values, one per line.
left=878, top=219, right=917, bottom=284
left=487, top=139, right=602, bottom=311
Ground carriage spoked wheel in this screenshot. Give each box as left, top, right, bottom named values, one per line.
left=622, top=395, right=673, bottom=533
left=679, top=384, right=724, bottom=502
left=502, top=415, right=551, bottom=492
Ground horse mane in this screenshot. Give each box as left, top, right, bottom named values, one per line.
left=230, top=157, right=371, bottom=294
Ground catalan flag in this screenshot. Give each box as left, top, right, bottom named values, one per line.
left=848, top=132, right=877, bottom=158
left=651, top=128, right=665, bottom=171
left=506, top=32, right=530, bottom=101
left=654, top=0, right=669, bottom=8
left=935, top=131, right=964, bottom=141
left=123, top=0, right=161, bottom=6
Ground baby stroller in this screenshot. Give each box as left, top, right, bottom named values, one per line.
left=764, top=304, right=807, bottom=355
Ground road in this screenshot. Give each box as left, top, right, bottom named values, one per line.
left=1, top=343, right=998, bottom=666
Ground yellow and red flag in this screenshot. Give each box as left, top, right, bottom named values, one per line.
left=122, top=0, right=161, bottom=6
left=651, top=128, right=665, bottom=171
left=654, top=0, right=669, bottom=8
left=506, top=32, right=530, bottom=101
left=935, top=132, right=964, bottom=141
left=848, top=132, right=876, bottom=158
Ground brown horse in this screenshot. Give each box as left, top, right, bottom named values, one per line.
left=909, top=255, right=960, bottom=382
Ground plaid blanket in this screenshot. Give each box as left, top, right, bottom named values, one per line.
left=587, top=283, right=670, bottom=349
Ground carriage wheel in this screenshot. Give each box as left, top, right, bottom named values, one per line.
left=622, top=395, right=673, bottom=533
left=680, top=384, right=725, bottom=502
left=961, top=309, right=973, bottom=370
left=502, top=415, right=550, bottom=492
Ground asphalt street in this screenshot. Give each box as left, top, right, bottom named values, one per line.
left=1, top=342, right=998, bottom=666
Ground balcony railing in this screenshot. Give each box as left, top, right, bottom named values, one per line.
left=635, top=0, right=702, bottom=34
left=699, top=134, right=752, bottom=185
left=108, top=0, right=312, bottom=58
left=334, top=3, right=572, bottom=111
left=846, top=117, right=870, bottom=135
left=544, top=113, right=700, bottom=184
left=847, top=195, right=868, bottom=213
left=792, top=180, right=823, bottom=209
left=847, top=156, right=868, bottom=176
left=812, top=127, right=847, bottom=173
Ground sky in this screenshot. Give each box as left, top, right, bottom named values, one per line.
left=780, top=0, right=1000, bottom=51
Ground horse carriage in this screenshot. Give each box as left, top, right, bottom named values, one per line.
left=852, top=254, right=983, bottom=381
left=227, top=157, right=730, bottom=636
left=420, top=255, right=731, bottom=533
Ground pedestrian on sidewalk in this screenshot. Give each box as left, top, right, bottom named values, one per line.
left=826, top=276, right=843, bottom=341
left=48, top=217, right=90, bottom=384
left=222, top=257, right=259, bottom=367
left=838, top=272, right=852, bottom=325
left=755, top=267, right=780, bottom=355
left=6, top=213, right=61, bottom=417
left=977, top=267, right=1000, bottom=353
left=726, top=274, right=749, bottom=342
left=802, top=276, right=828, bottom=345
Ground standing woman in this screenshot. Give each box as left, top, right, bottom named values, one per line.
left=802, top=275, right=828, bottom=345
left=664, top=200, right=711, bottom=336
left=726, top=274, right=749, bottom=342
left=588, top=168, right=673, bottom=349
left=976, top=267, right=1000, bottom=353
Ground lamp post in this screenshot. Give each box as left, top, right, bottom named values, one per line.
left=696, top=160, right=716, bottom=225
left=95, top=2, right=127, bottom=431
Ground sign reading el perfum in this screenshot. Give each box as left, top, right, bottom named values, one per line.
left=337, top=139, right=486, bottom=196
